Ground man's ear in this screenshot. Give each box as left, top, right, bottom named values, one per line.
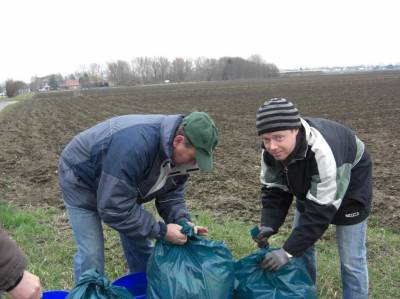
left=173, top=135, right=185, bottom=147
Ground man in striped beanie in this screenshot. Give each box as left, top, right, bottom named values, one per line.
left=253, top=98, right=372, bottom=299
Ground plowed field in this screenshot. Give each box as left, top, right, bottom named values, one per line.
left=1, top=72, right=399, bottom=228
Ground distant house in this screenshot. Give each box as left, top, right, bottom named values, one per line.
left=18, top=86, right=31, bottom=95
left=39, top=82, right=50, bottom=91
left=33, top=74, right=64, bottom=92
left=60, top=79, right=80, bottom=90
left=33, top=76, right=51, bottom=91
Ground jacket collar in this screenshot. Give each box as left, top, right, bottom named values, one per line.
left=294, top=118, right=309, bottom=159
left=159, top=114, right=184, bottom=161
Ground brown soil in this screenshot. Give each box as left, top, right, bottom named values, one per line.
left=1, top=71, right=399, bottom=228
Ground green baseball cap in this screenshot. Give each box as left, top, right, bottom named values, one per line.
left=182, top=112, right=218, bottom=172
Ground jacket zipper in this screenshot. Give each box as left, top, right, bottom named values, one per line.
left=283, top=166, right=293, bottom=193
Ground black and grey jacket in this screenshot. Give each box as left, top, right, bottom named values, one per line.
left=260, top=117, right=373, bottom=257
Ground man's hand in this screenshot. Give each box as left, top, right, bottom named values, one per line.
left=253, top=226, right=275, bottom=248
left=9, top=271, right=42, bottom=299
left=261, top=248, right=291, bottom=271
left=187, top=222, right=209, bottom=236
left=194, top=226, right=209, bottom=235
left=165, top=223, right=187, bottom=245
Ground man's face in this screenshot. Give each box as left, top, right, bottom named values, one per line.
left=261, top=129, right=299, bottom=161
left=172, top=135, right=197, bottom=166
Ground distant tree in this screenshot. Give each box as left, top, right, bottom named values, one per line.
left=192, top=58, right=220, bottom=81
left=48, top=75, right=59, bottom=90
left=68, top=74, right=76, bottom=80
left=184, top=59, right=193, bottom=81
left=159, top=57, right=170, bottom=82
left=107, top=60, right=132, bottom=86
left=132, top=56, right=171, bottom=83
left=88, top=63, right=104, bottom=83
left=171, top=58, right=186, bottom=82
left=107, top=62, right=119, bottom=85
left=130, top=58, right=141, bottom=83
left=204, top=58, right=219, bottom=81
left=142, top=57, right=153, bottom=83
left=221, top=57, right=235, bottom=80
left=264, top=63, right=279, bottom=77
left=248, top=54, right=265, bottom=65
left=29, top=76, right=40, bottom=92
left=193, top=57, right=208, bottom=81
left=56, top=73, right=64, bottom=82
left=5, top=80, right=28, bottom=97
left=78, top=64, right=89, bottom=76
left=132, top=57, right=153, bottom=83
left=150, top=57, right=159, bottom=82
left=73, top=71, right=83, bottom=80
left=217, top=56, right=279, bottom=80
left=69, top=55, right=279, bottom=86
left=79, top=73, right=90, bottom=89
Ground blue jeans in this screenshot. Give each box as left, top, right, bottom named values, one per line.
left=59, top=159, right=153, bottom=283
left=293, top=210, right=369, bottom=299
left=64, top=204, right=153, bottom=284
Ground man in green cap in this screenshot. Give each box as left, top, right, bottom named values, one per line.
left=59, top=112, right=218, bottom=283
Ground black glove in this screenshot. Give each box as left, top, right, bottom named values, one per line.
left=261, top=248, right=291, bottom=271
left=253, top=226, right=275, bottom=248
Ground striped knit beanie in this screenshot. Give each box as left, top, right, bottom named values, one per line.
left=256, top=98, right=301, bottom=135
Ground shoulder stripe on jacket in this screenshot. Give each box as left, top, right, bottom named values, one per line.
left=305, top=122, right=342, bottom=208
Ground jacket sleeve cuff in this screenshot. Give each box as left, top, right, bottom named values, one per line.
left=156, top=222, right=167, bottom=240
left=6, top=273, right=24, bottom=292
left=261, top=209, right=286, bottom=232
left=282, top=244, right=297, bottom=257
left=283, top=249, right=293, bottom=259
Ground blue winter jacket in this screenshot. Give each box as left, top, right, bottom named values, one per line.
left=59, top=114, right=198, bottom=240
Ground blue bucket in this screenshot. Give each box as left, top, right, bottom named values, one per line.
left=112, top=272, right=147, bottom=299
left=42, top=290, right=69, bottom=299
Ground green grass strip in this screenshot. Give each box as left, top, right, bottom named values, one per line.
left=1, top=202, right=399, bottom=298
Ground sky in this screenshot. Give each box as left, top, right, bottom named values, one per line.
left=1, top=0, right=399, bottom=83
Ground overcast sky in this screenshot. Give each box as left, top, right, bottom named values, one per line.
left=1, top=0, right=399, bottom=83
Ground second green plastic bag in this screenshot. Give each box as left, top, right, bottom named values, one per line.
left=234, top=247, right=317, bottom=299
left=146, top=220, right=235, bottom=299
left=234, top=226, right=317, bottom=299
left=66, top=268, right=133, bottom=299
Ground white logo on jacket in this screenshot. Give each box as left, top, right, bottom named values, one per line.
left=345, top=212, right=360, bottom=218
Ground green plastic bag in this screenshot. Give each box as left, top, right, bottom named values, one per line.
left=234, top=227, right=317, bottom=299
left=146, top=220, right=235, bottom=299
left=66, top=269, right=133, bottom=299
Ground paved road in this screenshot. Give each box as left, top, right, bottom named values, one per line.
left=0, top=101, right=17, bottom=112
